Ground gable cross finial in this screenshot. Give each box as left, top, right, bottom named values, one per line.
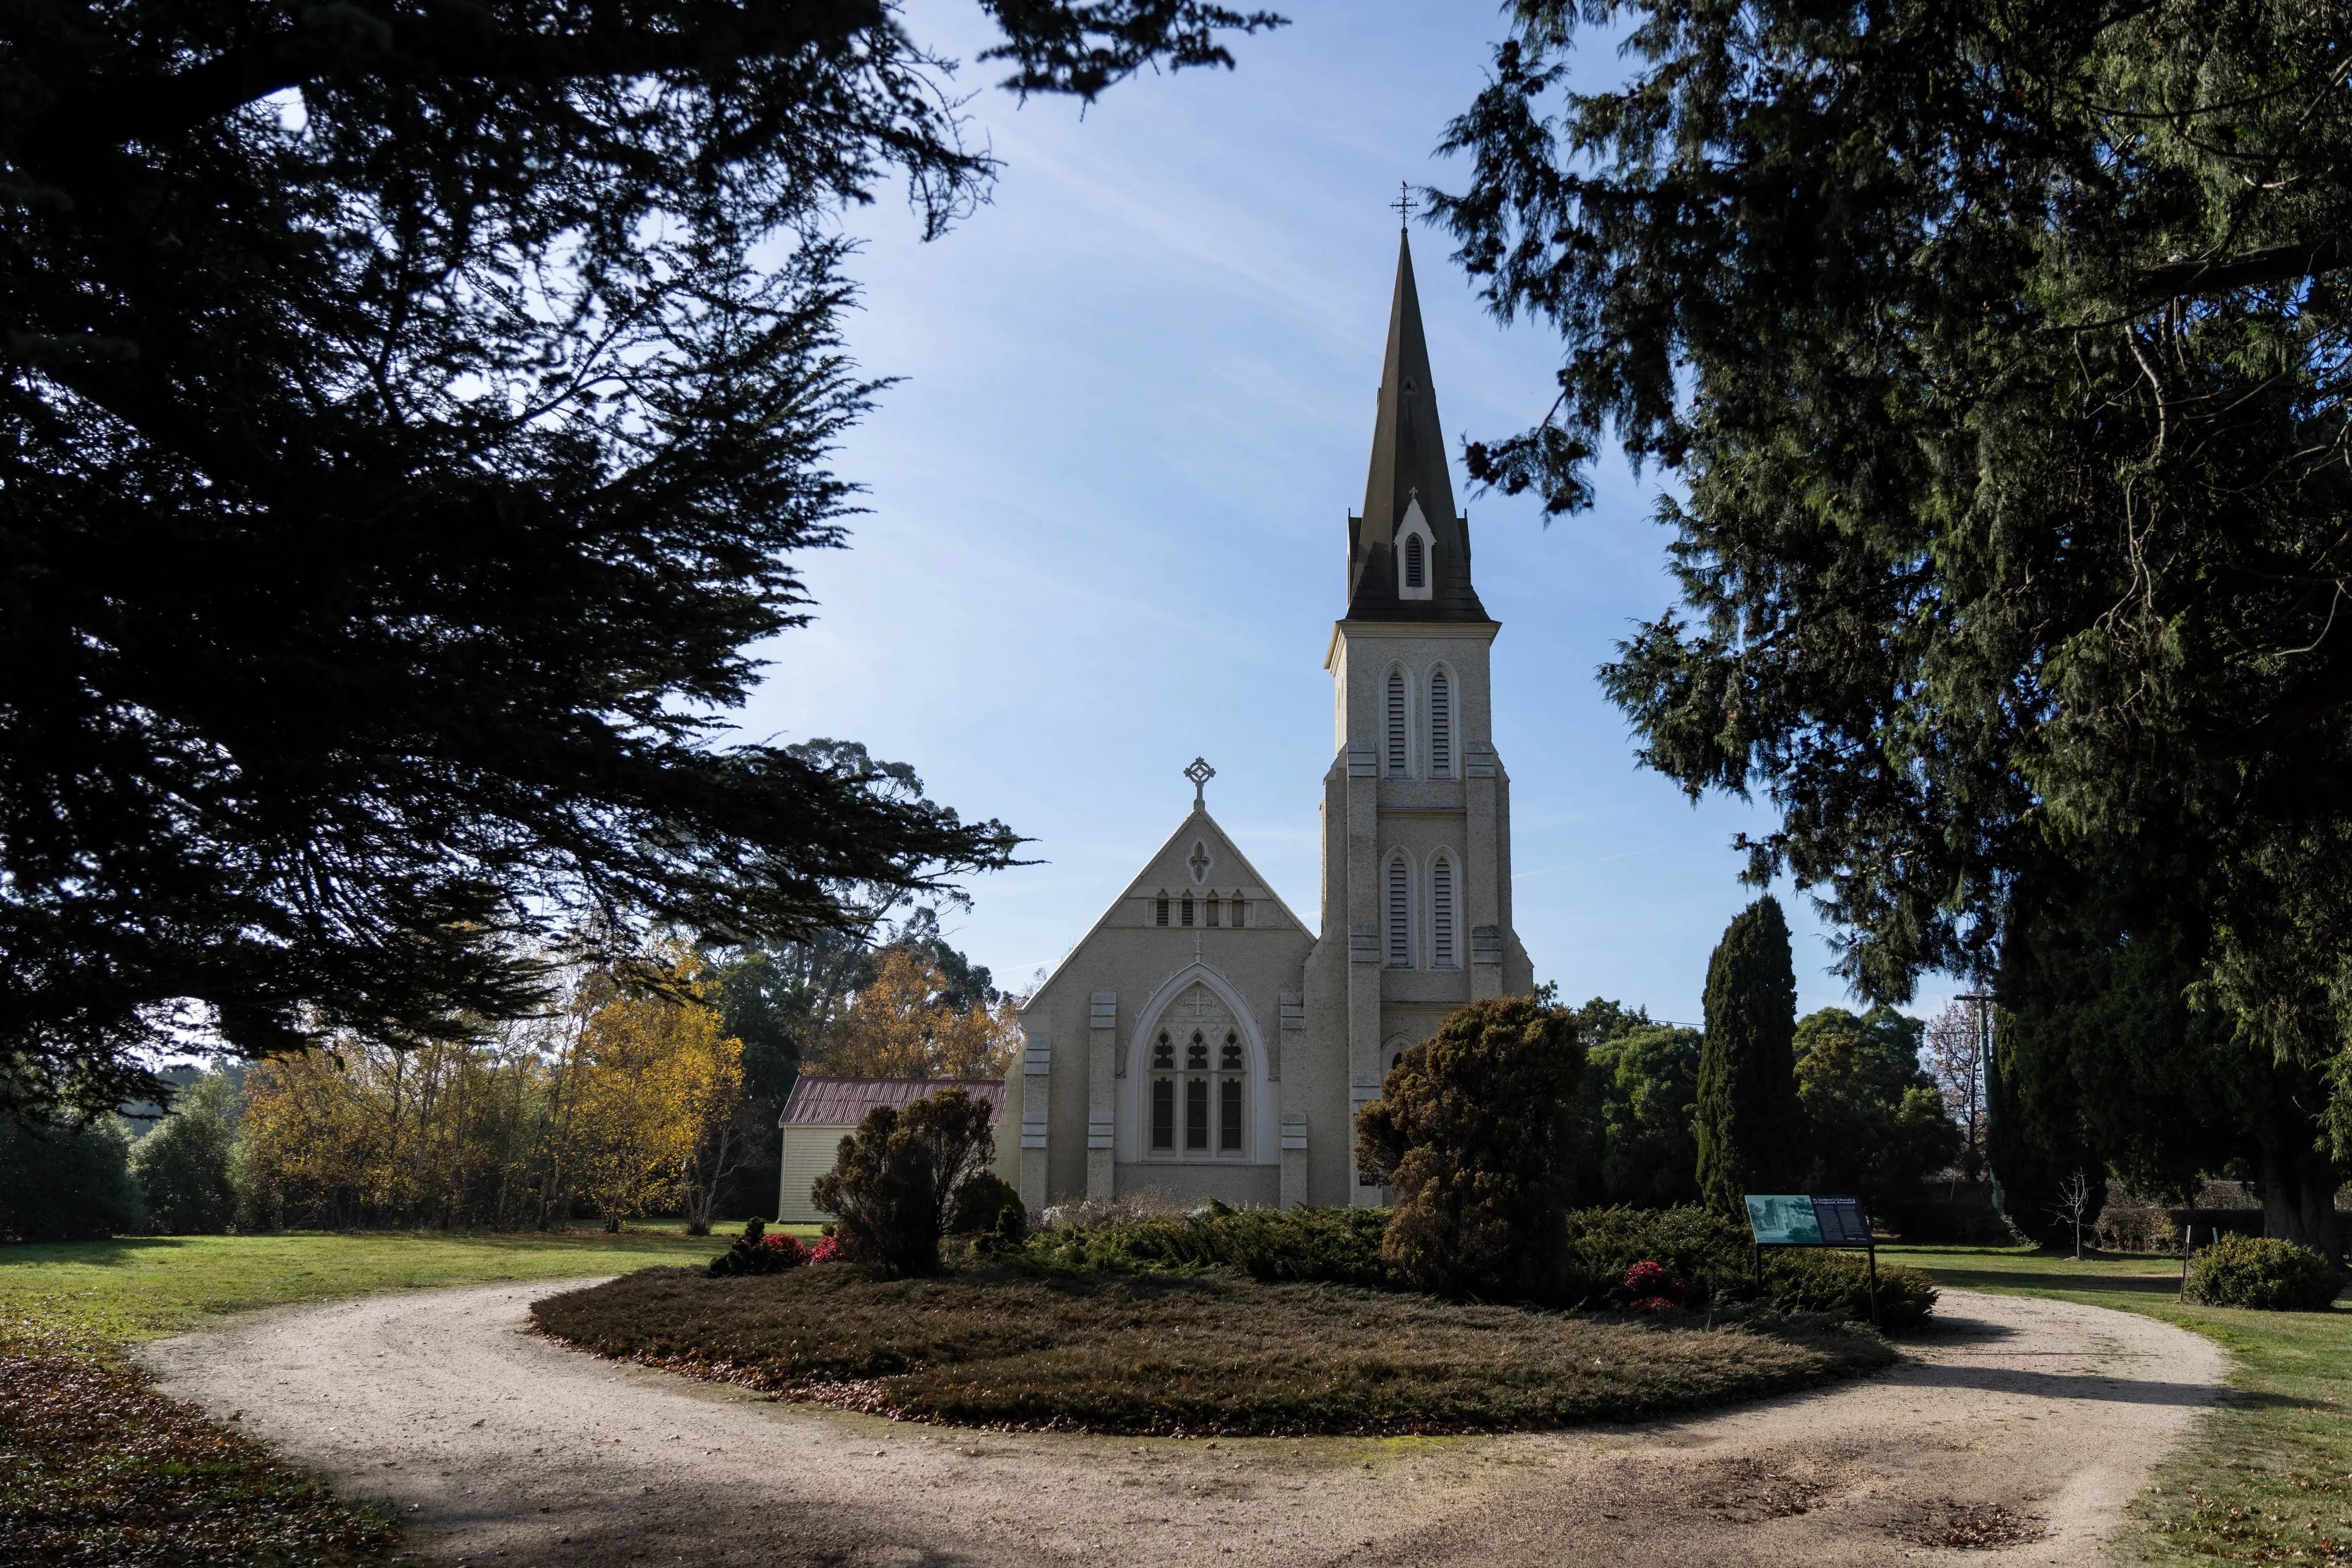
left=1390, top=181, right=1414, bottom=228
left=1184, top=755, right=1216, bottom=810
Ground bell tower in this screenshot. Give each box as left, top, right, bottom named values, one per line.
left=1294, top=226, right=1534, bottom=1207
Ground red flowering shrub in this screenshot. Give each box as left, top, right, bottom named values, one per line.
left=808, top=1233, right=846, bottom=1264
left=1621, top=1259, right=1689, bottom=1311
left=708, top=1219, right=816, bottom=1277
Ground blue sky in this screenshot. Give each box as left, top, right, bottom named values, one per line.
left=734, top=1, right=1964, bottom=1029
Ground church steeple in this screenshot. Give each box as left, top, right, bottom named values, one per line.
left=1344, top=229, right=1488, bottom=623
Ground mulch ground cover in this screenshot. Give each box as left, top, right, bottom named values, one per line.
left=533, top=1263, right=1897, bottom=1437
left=0, top=1324, right=395, bottom=1568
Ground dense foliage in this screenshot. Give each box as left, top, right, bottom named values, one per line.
left=126, top=1072, right=239, bottom=1235
left=1355, top=997, right=1584, bottom=1302
left=1, top=0, right=1281, bottom=1118
left=809, top=1087, right=1001, bottom=1276
left=0, top=1113, right=140, bottom=1241
left=233, top=948, right=751, bottom=1231
left=1564, top=1204, right=1936, bottom=1329
left=2186, top=1235, right=2346, bottom=1311
left=1020, top=1203, right=1393, bottom=1286
left=1791, top=1008, right=1961, bottom=1213
left=1695, top=898, right=1803, bottom=1211
left=1433, top=0, right=2352, bottom=1231
left=1575, top=1006, right=1703, bottom=1209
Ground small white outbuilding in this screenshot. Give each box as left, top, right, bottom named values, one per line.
left=774, top=1076, right=1012, bottom=1224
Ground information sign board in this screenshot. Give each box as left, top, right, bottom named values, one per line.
left=1743, top=1194, right=1872, bottom=1246
left=1743, top=1194, right=1822, bottom=1245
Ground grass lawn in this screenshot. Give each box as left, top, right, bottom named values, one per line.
left=1887, top=1244, right=2352, bottom=1566
left=1, top=1228, right=729, bottom=1567
left=534, top=1262, right=1897, bottom=1437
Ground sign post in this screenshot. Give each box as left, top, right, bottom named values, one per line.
left=1743, top=1194, right=1880, bottom=1327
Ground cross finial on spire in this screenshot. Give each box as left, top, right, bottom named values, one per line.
left=1390, top=181, right=1414, bottom=229
left=1183, top=756, right=1215, bottom=810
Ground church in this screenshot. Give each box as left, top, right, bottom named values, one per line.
left=1001, top=231, right=1535, bottom=1212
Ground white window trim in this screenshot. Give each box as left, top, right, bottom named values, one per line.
left=1397, top=496, right=1435, bottom=602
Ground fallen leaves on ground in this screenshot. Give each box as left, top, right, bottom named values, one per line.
left=0, top=1325, right=396, bottom=1567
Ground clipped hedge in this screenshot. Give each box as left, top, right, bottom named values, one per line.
left=1020, top=1203, right=1393, bottom=1287
left=2185, top=1235, right=2344, bottom=1311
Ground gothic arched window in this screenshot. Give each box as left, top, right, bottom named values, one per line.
left=1154, top=896, right=1170, bottom=926
left=1386, top=855, right=1412, bottom=969
left=1181, top=894, right=1195, bottom=926
left=1220, top=1034, right=1243, bottom=1072
left=1187, top=1034, right=1209, bottom=1070
left=1153, top=1033, right=1174, bottom=1071
left=1429, top=669, right=1452, bottom=778
left=1404, top=532, right=1425, bottom=589
left=1385, top=670, right=1408, bottom=777
left=1431, top=854, right=1457, bottom=969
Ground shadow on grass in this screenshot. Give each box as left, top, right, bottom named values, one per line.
left=1929, top=1267, right=2185, bottom=1295
left=0, top=1235, right=195, bottom=1267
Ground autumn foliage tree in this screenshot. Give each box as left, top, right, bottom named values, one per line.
left=567, top=954, right=743, bottom=1231
left=803, top=950, right=1020, bottom=1081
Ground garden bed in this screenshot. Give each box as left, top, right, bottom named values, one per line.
left=530, top=1264, right=1896, bottom=1436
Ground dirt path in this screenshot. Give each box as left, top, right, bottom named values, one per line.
left=144, top=1282, right=2227, bottom=1567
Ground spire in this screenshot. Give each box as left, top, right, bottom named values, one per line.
left=1344, top=227, right=1487, bottom=622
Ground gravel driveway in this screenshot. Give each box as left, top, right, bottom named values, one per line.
left=143, top=1281, right=2228, bottom=1567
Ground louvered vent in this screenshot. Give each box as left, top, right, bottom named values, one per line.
left=1386, top=671, right=1407, bottom=777
left=1387, top=858, right=1411, bottom=968
left=1430, top=670, right=1451, bottom=777
left=1433, top=856, right=1455, bottom=968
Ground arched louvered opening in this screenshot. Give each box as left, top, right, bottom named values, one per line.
left=1429, top=668, right=1452, bottom=778
left=1431, top=854, right=1456, bottom=969
left=1385, top=669, right=1408, bottom=777
left=1403, top=532, right=1425, bottom=589
left=1387, top=856, right=1412, bottom=968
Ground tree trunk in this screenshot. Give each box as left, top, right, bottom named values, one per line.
left=2258, top=1144, right=2344, bottom=1262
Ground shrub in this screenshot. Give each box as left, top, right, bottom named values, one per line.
left=1355, top=996, right=1584, bottom=1303
left=1622, top=1259, right=1690, bottom=1310
left=1565, top=1205, right=1753, bottom=1306
left=129, top=1073, right=239, bottom=1234
left=2186, top=1235, right=2345, bottom=1310
left=1761, top=1249, right=1939, bottom=1331
left=1563, top=1204, right=1937, bottom=1328
left=1020, top=1204, right=1392, bottom=1286
left=946, top=1171, right=1029, bottom=1247
left=708, top=1218, right=811, bottom=1277
left=808, top=1088, right=998, bottom=1277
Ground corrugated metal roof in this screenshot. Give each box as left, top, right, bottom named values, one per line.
left=777, top=1075, right=1006, bottom=1127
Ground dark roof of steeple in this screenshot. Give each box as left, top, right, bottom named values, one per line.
left=1344, top=229, right=1488, bottom=623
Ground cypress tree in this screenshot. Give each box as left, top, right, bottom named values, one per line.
left=1695, top=896, right=1803, bottom=1213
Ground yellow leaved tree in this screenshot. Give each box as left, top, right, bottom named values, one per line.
left=804, top=948, right=1021, bottom=1081
left=566, top=948, right=744, bottom=1230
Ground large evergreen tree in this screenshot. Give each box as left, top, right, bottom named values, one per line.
left=1433, top=0, right=2352, bottom=1175
left=0, top=0, right=1274, bottom=1117
left=1695, top=896, right=1802, bottom=1211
